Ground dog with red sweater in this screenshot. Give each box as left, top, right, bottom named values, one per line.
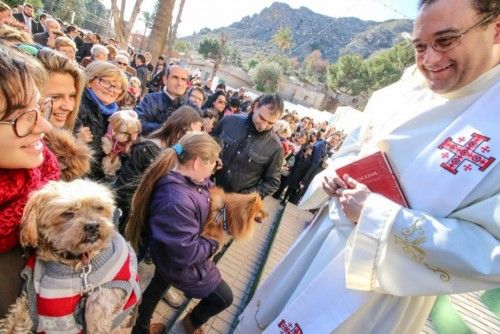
left=0, top=180, right=141, bottom=334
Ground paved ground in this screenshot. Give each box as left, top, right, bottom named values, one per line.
left=138, top=199, right=498, bottom=333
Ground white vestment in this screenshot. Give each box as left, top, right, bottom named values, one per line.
left=236, top=65, right=500, bottom=334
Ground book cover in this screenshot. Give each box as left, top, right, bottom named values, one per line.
left=335, top=151, right=409, bottom=207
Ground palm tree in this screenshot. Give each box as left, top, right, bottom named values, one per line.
left=146, top=0, right=177, bottom=61
left=272, top=26, right=294, bottom=54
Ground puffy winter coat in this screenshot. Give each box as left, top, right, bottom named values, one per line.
left=134, top=90, right=183, bottom=135
left=149, top=171, right=220, bottom=298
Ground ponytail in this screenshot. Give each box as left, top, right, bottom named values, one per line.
left=125, top=131, right=221, bottom=251
left=125, top=148, right=177, bottom=250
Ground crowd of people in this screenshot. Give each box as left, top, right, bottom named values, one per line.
left=1, top=0, right=498, bottom=333
left=0, top=2, right=346, bottom=333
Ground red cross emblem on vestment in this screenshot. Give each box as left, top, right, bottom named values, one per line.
left=278, top=319, right=303, bottom=334
left=438, top=132, right=495, bottom=175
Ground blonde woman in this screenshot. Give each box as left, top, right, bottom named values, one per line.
left=77, top=61, right=128, bottom=180
left=37, top=48, right=84, bottom=131
left=37, top=48, right=92, bottom=181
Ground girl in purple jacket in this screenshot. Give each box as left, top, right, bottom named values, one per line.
left=126, top=132, right=233, bottom=334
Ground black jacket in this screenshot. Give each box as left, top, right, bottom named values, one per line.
left=135, top=90, right=183, bottom=135
left=213, top=113, right=284, bottom=198
left=287, top=151, right=313, bottom=190
left=71, top=35, right=84, bottom=53
left=75, top=91, right=110, bottom=180
left=113, top=139, right=161, bottom=232
left=33, top=31, right=49, bottom=46
left=147, top=69, right=165, bottom=93
left=135, top=64, right=149, bottom=92
left=77, top=42, right=93, bottom=62
left=13, top=13, right=38, bottom=34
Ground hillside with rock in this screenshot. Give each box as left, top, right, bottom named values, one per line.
left=182, top=2, right=413, bottom=63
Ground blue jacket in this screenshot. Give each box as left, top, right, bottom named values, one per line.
left=135, top=90, right=183, bottom=135
left=149, top=171, right=221, bottom=298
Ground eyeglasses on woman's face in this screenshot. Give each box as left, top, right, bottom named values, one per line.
left=97, top=77, right=124, bottom=94
left=0, top=99, right=52, bottom=138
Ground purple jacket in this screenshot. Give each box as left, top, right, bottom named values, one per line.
left=149, top=171, right=221, bottom=298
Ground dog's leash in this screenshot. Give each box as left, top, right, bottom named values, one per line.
left=214, top=205, right=231, bottom=235
left=79, top=252, right=95, bottom=334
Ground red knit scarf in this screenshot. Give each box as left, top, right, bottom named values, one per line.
left=0, top=146, right=60, bottom=253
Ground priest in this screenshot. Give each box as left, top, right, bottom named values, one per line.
left=236, top=0, right=500, bottom=332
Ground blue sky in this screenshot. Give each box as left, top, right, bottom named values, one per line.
left=104, top=0, right=419, bottom=36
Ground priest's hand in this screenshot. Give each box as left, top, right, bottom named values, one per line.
left=337, top=175, right=371, bottom=223
left=322, top=175, right=348, bottom=197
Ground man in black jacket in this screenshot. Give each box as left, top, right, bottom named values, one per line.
left=66, top=25, right=83, bottom=51
left=134, top=53, right=149, bottom=95
left=213, top=94, right=285, bottom=198
left=13, top=3, right=38, bottom=34
left=135, top=64, right=188, bottom=135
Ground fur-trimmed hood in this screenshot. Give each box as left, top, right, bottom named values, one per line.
left=44, top=128, right=93, bottom=181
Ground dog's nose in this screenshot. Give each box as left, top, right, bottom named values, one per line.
left=84, top=222, right=99, bottom=234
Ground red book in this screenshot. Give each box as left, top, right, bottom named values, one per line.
left=335, top=151, right=409, bottom=207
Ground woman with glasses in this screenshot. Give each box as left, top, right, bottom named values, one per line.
left=76, top=61, right=128, bottom=180
left=0, top=45, right=60, bottom=319
left=202, top=91, right=227, bottom=121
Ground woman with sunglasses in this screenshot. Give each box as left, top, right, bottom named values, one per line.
left=202, top=91, right=227, bottom=122
left=0, top=45, right=60, bottom=319
left=76, top=61, right=128, bottom=180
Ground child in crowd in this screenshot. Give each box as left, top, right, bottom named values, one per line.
left=126, top=132, right=233, bottom=334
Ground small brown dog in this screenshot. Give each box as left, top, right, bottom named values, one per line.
left=0, top=180, right=141, bottom=334
left=102, top=110, right=141, bottom=176
left=203, top=187, right=267, bottom=252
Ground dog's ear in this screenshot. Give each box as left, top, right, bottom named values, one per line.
left=19, top=185, right=54, bottom=248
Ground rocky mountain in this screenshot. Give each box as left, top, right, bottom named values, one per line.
left=182, top=2, right=413, bottom=63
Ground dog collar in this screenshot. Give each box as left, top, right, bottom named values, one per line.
left=214, top=205, right=231, bottom=236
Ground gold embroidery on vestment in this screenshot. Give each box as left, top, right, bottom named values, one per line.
left=394, top=218, right=451, bottom=282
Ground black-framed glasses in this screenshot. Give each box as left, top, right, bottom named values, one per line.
left=97, top=77, right=124, bottom=94
left=215, top=99, right=227, bottom=105
left=412, top=13, right=496, bottom=54
left=0, top=99, right=52, bottom=138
